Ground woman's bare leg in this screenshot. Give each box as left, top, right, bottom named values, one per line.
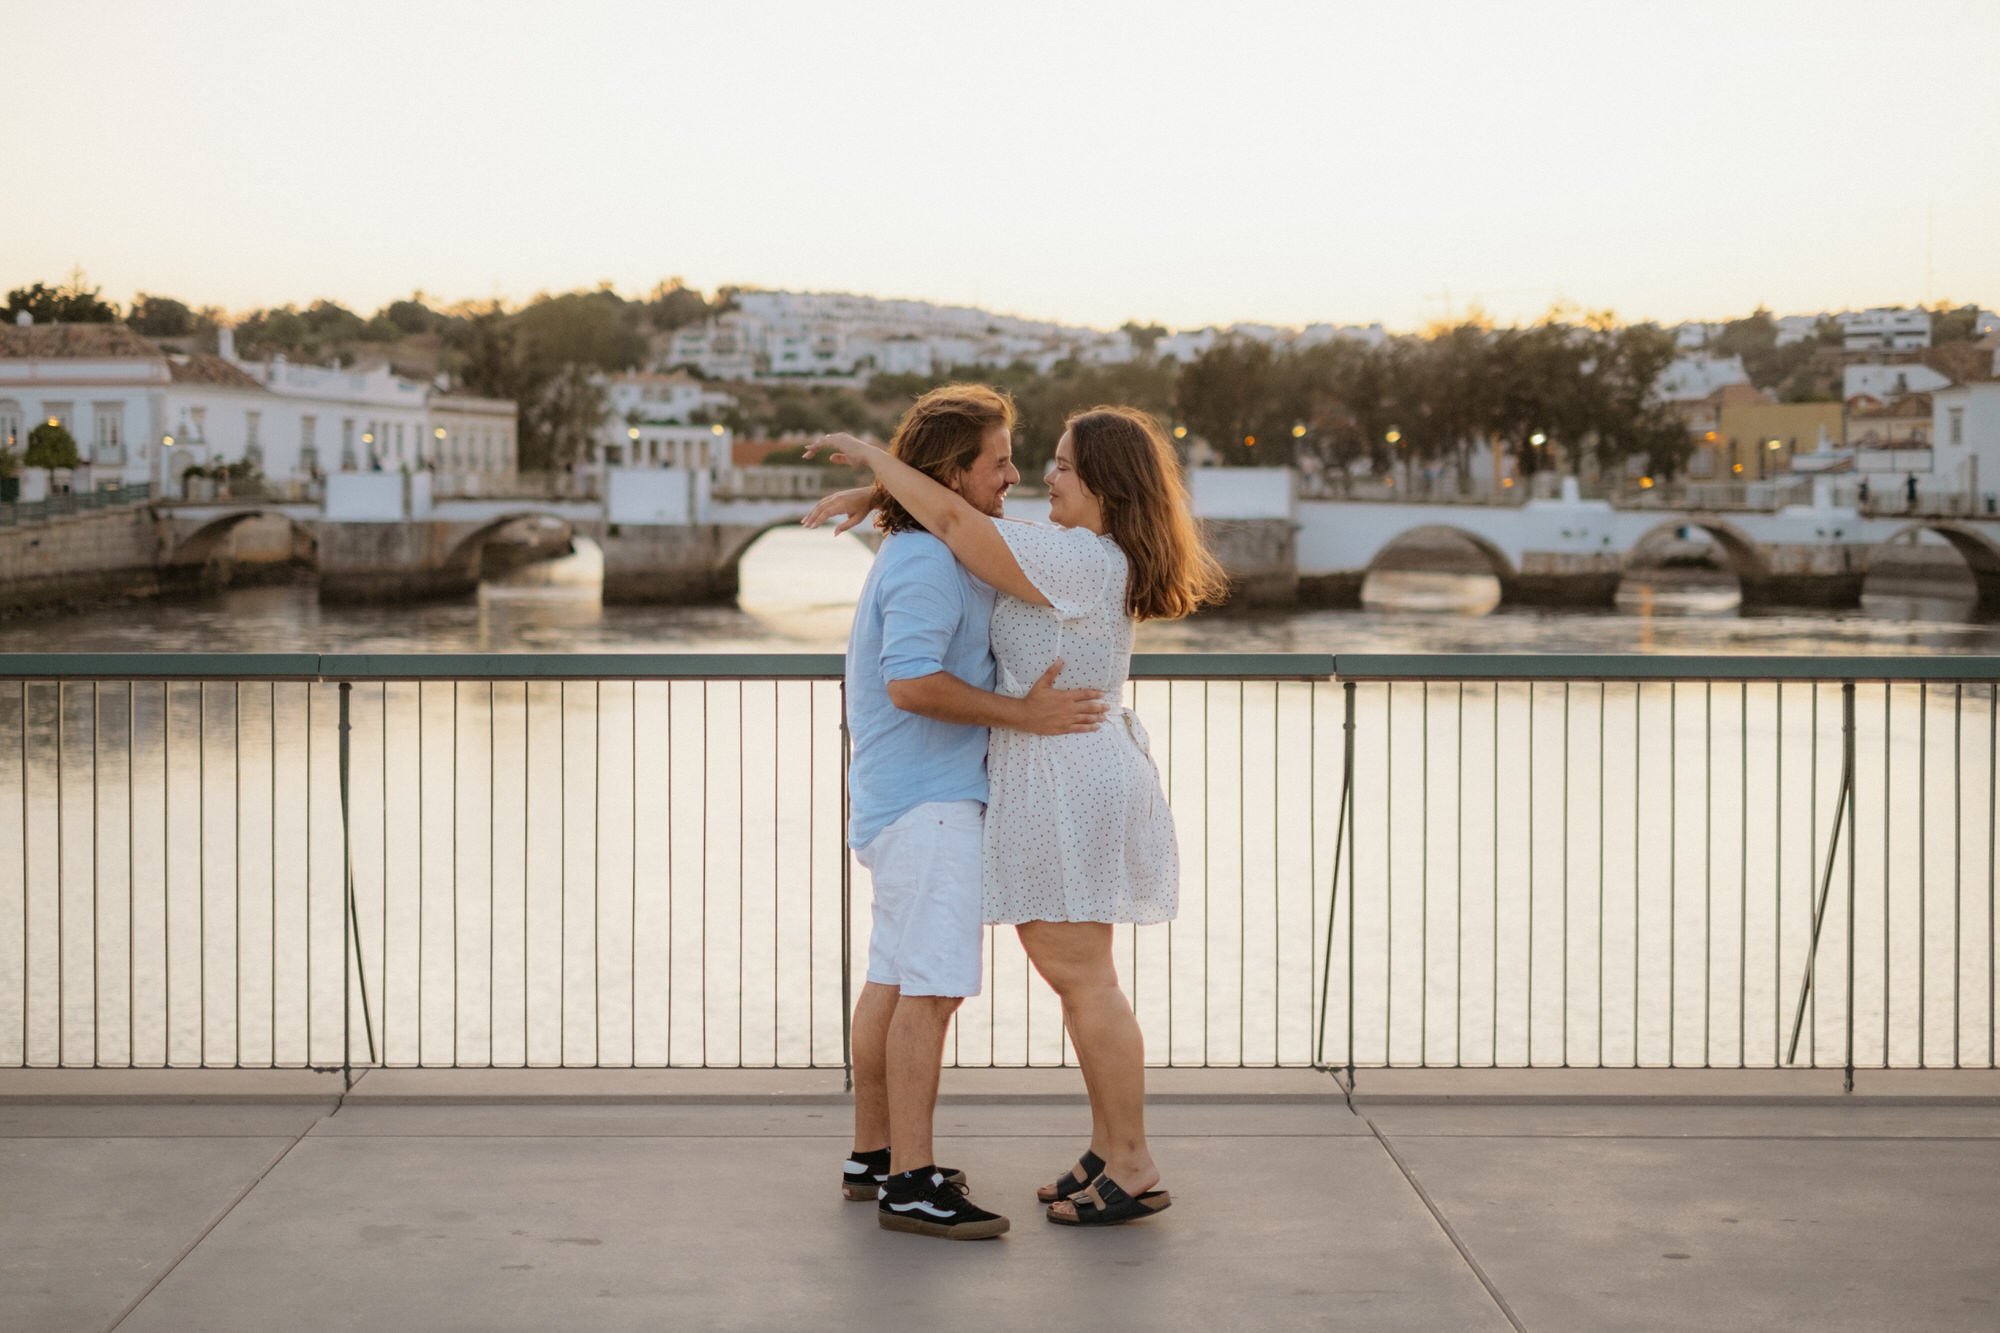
left=1018, top=920, right=1158, bottom=1204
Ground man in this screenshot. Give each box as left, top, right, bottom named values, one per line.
left=836, top=384, right=1105, bottom=1240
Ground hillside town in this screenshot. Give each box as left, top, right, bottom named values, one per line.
left=2, top=283, right=1998, bottom=517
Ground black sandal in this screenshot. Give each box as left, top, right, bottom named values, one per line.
left=1035, top=1149, right=1105, bottom=1204
left=1046, top=1173, right=1172, bottom=1227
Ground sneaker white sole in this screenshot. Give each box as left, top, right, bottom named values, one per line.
left=877, top=1212, right=1010, bottom=1240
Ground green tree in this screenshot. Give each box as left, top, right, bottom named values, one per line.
left=6, top=277, right=119, bottom=324
left=511, top=290, right=647, bottom=375
left=1120, top=321, right=1168, bottom=355
left=24, top=422, right=81, bottom=469
left=127, top=293, right=198, bottom=337
left=1931, top=303, right=1981, bottom=344
left=383, top=296, right=440, bottom=336
left=525, top=364, right=609, bottom=472
left=644, top=278, right=712, bottom=332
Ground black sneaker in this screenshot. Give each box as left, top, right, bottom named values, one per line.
left=841, top=1149, right=966, bottom=1201
left=877, top=1167, right=1010, bottom=1240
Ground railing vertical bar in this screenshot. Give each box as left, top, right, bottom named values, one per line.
left=1597, top=683, right=1606, bottom=1069
left=266, top=684, right=276, bottom=1067
left=381, top=685, right=389, bottom=1064
left=1166, top=683, right=1175, bottom=1065
left=199, top=682, right=208, bottom=1067
left=163, top=683, right=170, bottom=1066
left=1526, top=682, right=1534, bottom=1067
left=1988, top=681, right=1996, bottom=1071
left=131, top=681, right=138, bottom=1068
left=1919, top=681, right=1927, bottom=1066
left=1773, top=684, right=1783, bottom=1065
left=1309, top=682, right=1318, bottom=1067
left=665, top=682, right=676, bottom=1067
left=521, top=682, right=529, bottom=1066
left=738, top=681, right=746, bottom=1068
left=700, top=682, right=709, bottom=1069
left=18, top=682, right=28, bottom=1064
left=303, top=684, right=311, bottom=1068
left=1272, top=681, right=1280, bottom=1063
left=1667, top=681, right=1676, bottom=1067
left=774, top=681, right=781, bottom=1067
left=1704, top=680, right=1713, bottom=1068
left=838, top=680, right=852, bottom=1088
left=559, top=681, right=568, bottom=1066
left=1632, top=683, right=1641, bottom=1064
left=232, top=682, right=241, bottom=1068
left=1883, top=685, right=1892, bottom=1066
left=341, top=681, right=351, bottom=1088
left=1810, top=684, right=1821, bottom=1066
left=1420, top=682, right=1429, bottom=1066
left=92, top=683, right=102, bottom=1067
left=1845, top=680, right=1857, bottom=1090
left=1349, top=682, right=1358, bottom=1084
left=1385, top=681, right=1394, bottom=1065
left=594, top=680, right=603, bottom=1069
left=1738, top=682, right=1748, bottom=1069
left=1456, top=683, right=1465, bottom=1069
left=452, top=682, right=461, bottom=1067
left=1201, top=680, right=1210, bottom=1067
left=807, top=683, right=816, bottom=1067
left=1561, top=682, right=1571, bottom=1067
left=489, top=682, right=497, bottom=1069
left=1238, top=680, right=1246, bottom=1065
left=1953, top=683, right=1963, bottom=1068
left=54, top=683, right=66, bottom=1067
left=417, top=681, right=425, bottom=1066
left=632, top=682, right=640, bottom=1068
left=1496, top=683, right=1503, bottom=1065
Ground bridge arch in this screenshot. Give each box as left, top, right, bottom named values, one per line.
left=167, top=509, right=318, bottom=569
left=441, top=511, right=579, bottom=582
left=1864, top=522, right=2000, bottom=608
left=1622, top=517, right=1772, bottom=582
left=1363, top=524, right=1519, bottom=583
left=717, top=514, right=878, bottom=580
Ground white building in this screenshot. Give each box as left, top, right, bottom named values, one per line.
left=1296, top=322, right=1389, bottom=350
left=0, top=317, right=515, bottom=497
left=1673, top=322, right=1725, bottom=351
left=600, top=370, right=733, bottom=427
left=1843, top=363, right=1952, bottom=403
left=1932, top=382, right=2000, bottom=503
left=1839, top=307, right=1931, bottom=352
left=1155, top=329, right=1220, bottom=364
left=1774, top=314, right=1823, bottom=347
left=1653, top=355, right=1752, bottom=403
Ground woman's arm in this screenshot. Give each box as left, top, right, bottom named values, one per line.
left=800, top=485, right=875, bottom=535
left=804, top=434, right=1050, bottom=606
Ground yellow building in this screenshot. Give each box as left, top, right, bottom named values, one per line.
left=1715, top=401, right=1844, bottom=478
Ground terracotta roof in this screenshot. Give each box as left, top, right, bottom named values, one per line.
left=1848, top=393, right=1931, bottom=420
left=0, top=321, right=163, bottom=360
left=167, top=355, right=265, bottom=391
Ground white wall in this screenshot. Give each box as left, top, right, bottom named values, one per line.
left=606, top=467, right=695, bottom=524
left=1188, top=467, right=1294, bottom=519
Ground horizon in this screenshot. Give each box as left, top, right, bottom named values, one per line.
left=9, top=0, right=2000, bottom=333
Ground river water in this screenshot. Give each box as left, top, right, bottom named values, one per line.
left=4, top=529, right=1998, bottom=1072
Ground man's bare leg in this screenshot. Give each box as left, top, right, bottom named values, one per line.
left=851, top=982, right=899, bottom=1153
left=886, top=994, right=961, bottom=1175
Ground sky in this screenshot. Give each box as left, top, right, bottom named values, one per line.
left=5, top=0, right=1998, bottom=333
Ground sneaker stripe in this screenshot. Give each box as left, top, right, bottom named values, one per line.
left=886, top=1200, right=960, bottom=1219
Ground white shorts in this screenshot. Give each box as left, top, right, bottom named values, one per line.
left=856, top=800, right=984, bottom=998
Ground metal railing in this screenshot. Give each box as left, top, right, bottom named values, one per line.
left=2, top=652, right=1996, bottom=1085
left=0, top=483, right=154, bottom=527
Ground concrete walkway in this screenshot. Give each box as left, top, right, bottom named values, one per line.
left=4, top=1068, right=1999, bottom=1332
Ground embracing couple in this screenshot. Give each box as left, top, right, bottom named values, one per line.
left=805, top=385, right=1226, bottom=1240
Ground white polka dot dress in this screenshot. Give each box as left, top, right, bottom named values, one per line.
left=982, top=520, right=1178, bottom=925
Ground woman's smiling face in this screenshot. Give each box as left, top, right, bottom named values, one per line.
left=1045, top=429, right=1104, bottom=531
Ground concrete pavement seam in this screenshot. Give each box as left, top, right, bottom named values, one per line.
left=103, top=1117, right=324, bottom=1332
left=1364, top=1117, right=1526, bottom=1333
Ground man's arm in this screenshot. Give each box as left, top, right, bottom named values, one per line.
left=887, top=662, right=1107, bottom=736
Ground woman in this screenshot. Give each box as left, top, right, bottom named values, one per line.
left=808, top=407, right=1227, bottom=1225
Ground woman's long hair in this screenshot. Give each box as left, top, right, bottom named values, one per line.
left=872, top=384, right=1015, bottom=535
left=1067, top=406, right=1228, bottom=620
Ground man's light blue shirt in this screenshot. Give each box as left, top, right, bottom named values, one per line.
left=844, top=531, right=997, bottom=850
